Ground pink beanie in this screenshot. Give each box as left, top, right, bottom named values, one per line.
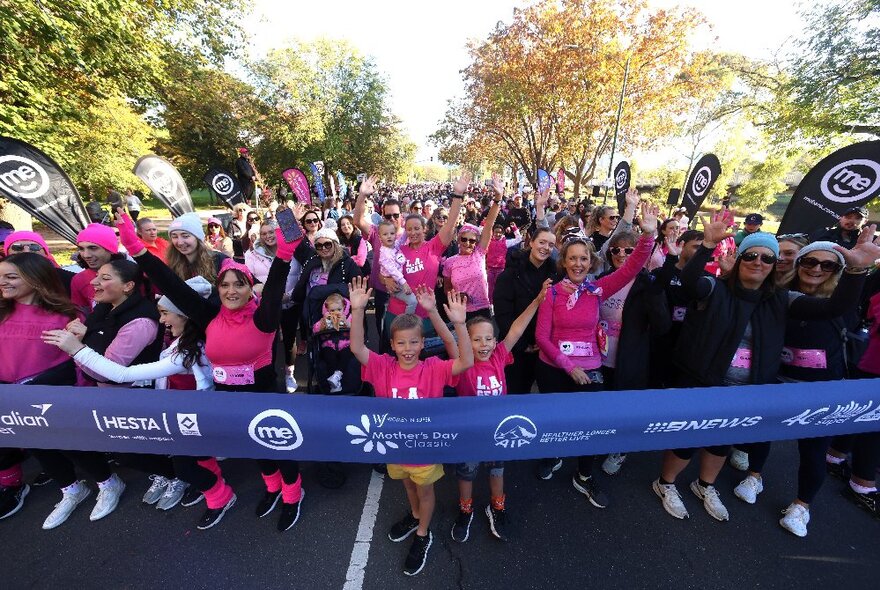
left=3, top=230, right=59, bottom=267
left=76, top=223, right=119, bottom=254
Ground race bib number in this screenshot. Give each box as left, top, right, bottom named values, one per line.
left=731, top=348, right=752, bottom=369
left=559, top=341, right=594, bottom=357
left=213, top=364, right=255, bottom=385
left=781, top=347, right=827, bottom=369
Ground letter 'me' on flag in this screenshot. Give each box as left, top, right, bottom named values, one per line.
left=681, top=154, right=722, bottom=219
left=203, top=168, right=244, bottom=209
left=613, top=161, right=631, bottom=215
left=777, top=141, right=880, bottom=235
left=133, top=155, right=194, bottom=217
left=0, top=136, right=90, bottom=244
left=282, top=169, right=311, bottom=205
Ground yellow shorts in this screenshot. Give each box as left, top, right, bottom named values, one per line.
left=386, top=463, right=444, bottom=486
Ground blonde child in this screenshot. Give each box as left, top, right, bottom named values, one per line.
left=377, top=220, right=417, bottom=313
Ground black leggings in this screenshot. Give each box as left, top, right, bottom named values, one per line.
left=113, top=453, right=175, bottom=479
left=318, top=347, right=361, bottom=393
left=374, top=289, right=389, bottom=343
left=672, top=446, right=730, bottom=461
left=796, top=437, right=831, bottom=504
left=33, top=449, right=113, bottom=489
left=738, top=441, right=772, bottom=473
left=0, top=448, right=25, bottom=471
left=505, top=350, right=539, bottom=394
left=173, top=456, right=218, bottom=492
left=834, top=432, right=880, bottom=481
left=536, top=359, right=603, bottom=476
left=280, top=306, right=299, bottom=366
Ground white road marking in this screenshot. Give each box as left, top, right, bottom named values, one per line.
left=343, top=470, right=385, bottom=590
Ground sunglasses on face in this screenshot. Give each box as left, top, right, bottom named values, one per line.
left=606, top=215, right=621, bottom=221
left=434, top=215, right=448, bottom=221
left=797, top=256, right=842, bottom=273
left=459, top=236, right=477, bottom=245
left=384, top=213, right=401, bottom=220
left=314, top=241, right=334, bottom=251
left=207, top=224, right=220, bottom=229
left=303, top=218, right=320, bottom=225
left=610, top=246, right=634, bottom=255
left=740, top=251, right=778, bottom=264
left=9, top=243, right=43, bottom=253
left=247, top=216, right=259, bottom=222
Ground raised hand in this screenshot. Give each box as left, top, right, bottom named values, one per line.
left=291, top=201, right=306, bottom=221
left=665, top=234, right=682, bottom=257
left=348, top=276, right=372, bottom=310
left=534, top=278, right=552, bottom=305
left=624, top=187, right=640, bottom=211
left=717, top=251, right=736, bottom=277
left=699, top=209, right=735, bottom=247
left=535, top=186, right=550, bottom=210
left=359, top=174, right=379, bottom=198
left=638, top=201, right=660, bottom=234
left=837, top=224, right=880, bottom=269
left=444, top=290, right=467, bottom=324
left=114, top=207, right=145, bottom=255
left=452, top=171, right=473, bottom=196
left=41, top=329, right=85, bottom=355
left=414, top=284, right=436, bottom=312
left=491, top=173, right=505, bottom=199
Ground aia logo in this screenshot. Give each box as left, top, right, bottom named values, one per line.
left=494, top=415, right=538, bottom=449
left=691, top=166, right=713, bottom=197
left=0, top=155, right=51, bottom=200
left=821, top=159, right=880, bottom=204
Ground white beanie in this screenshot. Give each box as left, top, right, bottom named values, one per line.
left=167, top=212, right=205, bottom=241
left=157, top=276, right=212, bottom=318
left=314, top=228, right=340, bottom=244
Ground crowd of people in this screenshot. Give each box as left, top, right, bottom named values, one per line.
left=0, top=174, right=879, bottom=577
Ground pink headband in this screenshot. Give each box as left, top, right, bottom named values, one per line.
left=458, top=223, right=481, bottom=237
left=3, top=231, right=59, bottom=267
left=76, top=223, right=119, bottom=254
left=218, top=258, right=254, bottom=285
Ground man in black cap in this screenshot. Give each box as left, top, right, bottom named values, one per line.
left=235, top=147, right=256, bottom=205
left=733, top=213, right=763, bottom=246
left=809, top=206, right=868, bottom=249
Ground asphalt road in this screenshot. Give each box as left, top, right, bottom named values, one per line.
left=2, top=441, right=878, bottom=590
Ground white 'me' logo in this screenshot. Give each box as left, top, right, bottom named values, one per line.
left=248, top=409, right=303, bottom=451
left=691, top=166, right=712, bottom=197
left=212, top=174, right=234, bottom=195
left=0, top=155, right=51, bottom=200
left=820, top=159, right=880, bottom=204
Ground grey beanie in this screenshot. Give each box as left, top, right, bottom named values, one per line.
left=157, top=276, right=213, bottom=318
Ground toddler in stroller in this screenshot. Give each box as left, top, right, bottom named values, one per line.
left=309, top=290, right=361, bottom=393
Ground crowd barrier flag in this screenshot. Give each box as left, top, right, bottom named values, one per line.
left=133, top=155, right=194, bottom=217
left=681, top=154, right=722, bottom=219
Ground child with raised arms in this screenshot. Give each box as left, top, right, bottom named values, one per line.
left=451, top=279, right=551, bottom=543
left=349, top=276, right=473, bottom=577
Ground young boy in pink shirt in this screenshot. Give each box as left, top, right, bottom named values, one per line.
left=451, top=279, right=550, bottom=543
left=349, top=276, right=473, bottom=577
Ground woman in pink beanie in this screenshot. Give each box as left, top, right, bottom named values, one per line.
left=70, top=224, right=120, bottom=311
left=3, top=230, right=76, bottom=295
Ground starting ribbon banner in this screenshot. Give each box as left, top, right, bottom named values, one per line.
left=1, top=381, right=878, bottom=463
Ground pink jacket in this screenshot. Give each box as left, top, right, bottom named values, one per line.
left=536, top=234, right=653, bottom=373
left=858, top=291, right=880, bottom=376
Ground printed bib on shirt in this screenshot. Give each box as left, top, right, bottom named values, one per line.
left=781, top=347, right=827, bottom=369
left=213, top=363, right=255, bottom=385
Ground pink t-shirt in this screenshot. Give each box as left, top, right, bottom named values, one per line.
left=0, top=304, right=72, bottom=383
left=456, top=342, right=513, bottom=397
left=362, top=350, right=456, bottom=399
left=70, top=269, right=97, bottom=310
left=486, top=237, right=508, bottom=269
left=387, top=234, right=447, bottom=318
left=443, top=244, right=490, bottom=312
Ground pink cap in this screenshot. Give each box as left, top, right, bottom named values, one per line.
left=3, top=230, right=59, bottom=267
left=76, top=223, right=119, bottom=253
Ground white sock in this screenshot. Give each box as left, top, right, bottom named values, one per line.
left=826, top=453, right=845, bottom=464
left=62, top=481, right=82, bottom=494
left=849, top=480, right=877, bottom=494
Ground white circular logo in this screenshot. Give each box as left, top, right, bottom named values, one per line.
left=820, top=159, right=880, bottom=204
left=690, top=166, right=712, bottom=197
left=615, top=168, right=628, bottom=190
left=212, top=173, right=234, bottom=196
left=212, top=367, right=227, bottom=383
left=146, top=165, right=180, bottom=201
left=494, top=415, right=538, bottom=448
left=248, top=409, right=303, bottom=451
left=0, top=155, right=51, bottom=200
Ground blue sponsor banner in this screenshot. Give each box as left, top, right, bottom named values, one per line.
left=0, top=381, right=878, bottom=463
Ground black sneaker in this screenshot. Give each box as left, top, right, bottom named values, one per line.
left=485, top=505, right=508, bottom=541
left=403, top=531, right=433, bottom=576
left=196, top=494, right=236, bottom=530
left=180, top=486, right=204, bottom=507
left=451, top=509, right=473, bottom=542
left=255, top=490, right=281, bottom=518
left=32, top=472, right=53, bottom=487
left=277, top=491, right=304, bottom=532
left=0, top=484, right=29, bottom=520
left=572, top=473, right=609, bottom=508
left=842, top=485, right=879, bottom=517
left=826, top=460, right=851, bottom=481
left=536, top=458, right=563, bottom=480
left=388, top=512, right=420, bottom=542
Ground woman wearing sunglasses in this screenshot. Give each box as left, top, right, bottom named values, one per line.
left=3, top=231, right=75, bottom=295
left=586, top=206, right=620, bottom=251
left=651, top=212, right=880, bottom=524
left=441, top=174, right=504, bottom=320
left=300, top=211, right=323, bottom=244
left=205, top=218, right=234, bottom=258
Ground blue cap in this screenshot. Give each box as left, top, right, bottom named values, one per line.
left=738, top=231, right=780, bottom=258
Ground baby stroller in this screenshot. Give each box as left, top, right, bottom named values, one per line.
left=303, top=284, right=363, bottom=395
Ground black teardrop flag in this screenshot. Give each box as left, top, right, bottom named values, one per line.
left=613, top=161, right=631, bottom=214
left=777, top=141, right=880, bottom=235
left=0, top=136, right=90, bottom=244
left=133, top=155, right=194, bottom=217
left=681, top=154, right=722, bottom=219
left=203, top=168, right=244, bottom=209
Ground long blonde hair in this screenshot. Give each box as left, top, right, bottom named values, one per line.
left=167, top=240, right=217, bottom=282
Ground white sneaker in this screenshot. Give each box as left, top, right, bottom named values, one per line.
left=779, top=503, right=810, bottom=537
left=729, top=449, right=749, bottom=471
left=43, top=481, right=92, bottom=530
left=327, top=370, right=343, bottom=393
left=733, top=475, right=764, bottom=504
left=142, top=474, right=169, bottom=505
left=90, top=473, right=125, bottom=521
left=285, top=366, right=297, bottom=393
left=156, top=479, right=189, bottom=511
left=602, top=453, right=627, bottom=476
left=689, top=480, right=729, bottom=521
left=652, top=479, right=689, bottom=519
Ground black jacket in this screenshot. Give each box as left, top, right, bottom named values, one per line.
left=809, top=226, right=859, bottom=249
left=597, top=268, right=671, bottom=389
left=673, top=245, right=866, bottom=386
left=293, top=249, right=362, bottom=306
left=494, top=249, right=559, bottom=354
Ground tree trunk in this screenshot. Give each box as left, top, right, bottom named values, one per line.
left=0, top=199, right=33, bottom=231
